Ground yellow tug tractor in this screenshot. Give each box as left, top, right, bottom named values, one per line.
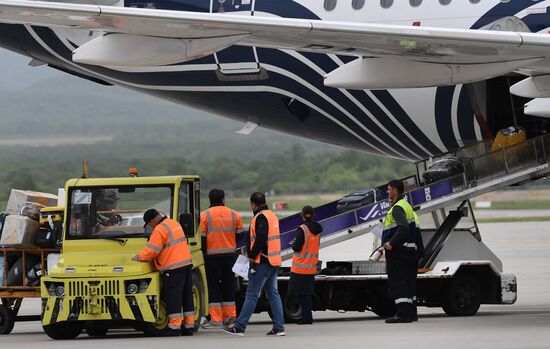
left=40, top=174, right=207, bottom=339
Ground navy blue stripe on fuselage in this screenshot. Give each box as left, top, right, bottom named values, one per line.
left=435, top=86, right=459, bottom=150
left=271, top=50, right=427, bottom=158
left=350, top=90, right=429, bottom=159
left=173, top=54, right=216, bottom=65
left=457, top=86, right=476, bottom=143
left=323, top=54, right=440, bottom=155
left=521, top=9, right=550, bottom=33
left=299, top=52, right=430, bottom=158
left=260, top=48, right=410, bottom=157
left=255, top=0, right=320, bottom=19
left=301, top=52, right=340, bottom=72
left=127, top=0, right=321, bottom=19
left=470, top=1, right=545, bottom=29
left=337, top=55, right=356, bottom=65
left=126, top=0, right=210, bottom=12
left=370, top=90, right=442, bottom=156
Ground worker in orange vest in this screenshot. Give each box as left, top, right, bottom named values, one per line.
left=132, top=209, right=195, bottom=336
left=199, top=189, right=244, bottom=329
left=223, top=192, right=285, bottom=337
left=288, top=205, right=322, bottom=325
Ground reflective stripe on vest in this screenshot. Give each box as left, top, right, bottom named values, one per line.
left=204, top=207, right=238, bottom=256
left=249, top=210, right=282, bottom=266
left=382, top=199, right=417, bottom=247
left=153, top=218, right=193, bottom=271
left=146, top=242, right=162, bottom=252
left=160, top=222, right=176, bottom=243
left=291, top=224, right=320, bottom=275
left=160, top=259, right=193, bottom=272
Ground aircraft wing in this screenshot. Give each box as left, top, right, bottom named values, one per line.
left=1, top=0, right=550, bottom=89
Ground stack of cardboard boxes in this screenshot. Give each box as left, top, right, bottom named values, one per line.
left=1, top=189, right=57, bottom=246
left=0, top=189, right=57, bottom=287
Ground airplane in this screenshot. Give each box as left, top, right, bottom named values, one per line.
left=0, top=0, right=550, bottom=161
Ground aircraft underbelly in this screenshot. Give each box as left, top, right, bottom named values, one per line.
left=0, top=23, right=481, bottom=160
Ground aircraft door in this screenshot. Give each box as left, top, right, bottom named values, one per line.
left=211, top=0, right=261, bottom=75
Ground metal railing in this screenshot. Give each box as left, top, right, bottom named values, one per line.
left=416, top=133, right=550, bottom=190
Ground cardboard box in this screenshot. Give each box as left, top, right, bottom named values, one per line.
left=0, top=215, right=40, bottom=246
left=6, top=190, right=57, bottom=215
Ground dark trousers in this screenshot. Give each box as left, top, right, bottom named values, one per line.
left=386, top=249, right=416, bottom=318
left=205, top=255, right=237, bottom=322
left=161, top=266, right=194, bottom=328
left=299, top=295, right=313, bottom=323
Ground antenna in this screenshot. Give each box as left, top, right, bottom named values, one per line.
left=82, top=160, right=89, bottom=178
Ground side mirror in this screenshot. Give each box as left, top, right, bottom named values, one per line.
left=179, top=213, right=195, bottom=238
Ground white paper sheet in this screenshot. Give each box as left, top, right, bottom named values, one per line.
left=232, top=254, right=250, bottom=280
left=371, top=222, right=384, bottom=240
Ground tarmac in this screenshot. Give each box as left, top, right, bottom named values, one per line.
left=474, top=209, right=550, bottom=219
left=3, top=221, right=550, bottom=349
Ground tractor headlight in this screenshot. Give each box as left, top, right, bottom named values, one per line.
left=55, top=285, right=65, bottom=297
left=124, top=278, right=151, bottom=294
left=46, top=282, right=65, bottom=297
left=138, top=279, right=149, bottom=293
left=47, top=283, right=56, bottom=296
left=127, top=283, right=138, bottom=294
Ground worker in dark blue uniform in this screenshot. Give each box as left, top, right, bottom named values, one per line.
left=382, top=179, right=418, bottom=323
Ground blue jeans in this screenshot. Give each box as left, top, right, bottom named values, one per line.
left=235, top=263, right=285, bottom=332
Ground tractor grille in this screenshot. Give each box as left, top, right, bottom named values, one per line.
left=69, top=296, right=120, bottom=316
left=67, top=280, right=121, bottom=315
left=68, top=280, right=120, bottom=297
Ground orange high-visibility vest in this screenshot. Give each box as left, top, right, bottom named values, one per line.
left=139, top=218, right=193, bottom=271
left=200, top=206, right=243, bottom=256
left=250, top=210, right=281, bottom=266
left=291, top=224, right=320, bottom=275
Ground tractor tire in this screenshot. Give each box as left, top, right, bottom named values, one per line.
left=43, top=322, right=84, bottom=340
left=0, top=305, right=15, bottom=335
left=442, top=273, right=481, bottom=316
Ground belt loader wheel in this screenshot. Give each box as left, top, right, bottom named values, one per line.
left=282, top=293, right=302, bottom=323
left=370, top=295, right=396, bottom=318
left=0, top=304, right=15, bottom=335
left=42, top=322, right=84, bottom=340
left=442, top=273, right=481, bottom=316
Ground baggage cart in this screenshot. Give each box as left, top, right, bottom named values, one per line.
left=0, top=247, right=60, bottom=334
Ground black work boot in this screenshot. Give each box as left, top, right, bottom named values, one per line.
left=165, top=328, right=181, bottom=336
left=181, top=328, right=194, bottom=336
left=385, top=315, right=413, bottom=323
left=385, top=303, right=412, bottom=323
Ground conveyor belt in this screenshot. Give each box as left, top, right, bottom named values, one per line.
left=239, top=133, right=550, bottom=261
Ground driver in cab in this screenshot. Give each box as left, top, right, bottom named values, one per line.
left=96, top=190, right=122, bottom=226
